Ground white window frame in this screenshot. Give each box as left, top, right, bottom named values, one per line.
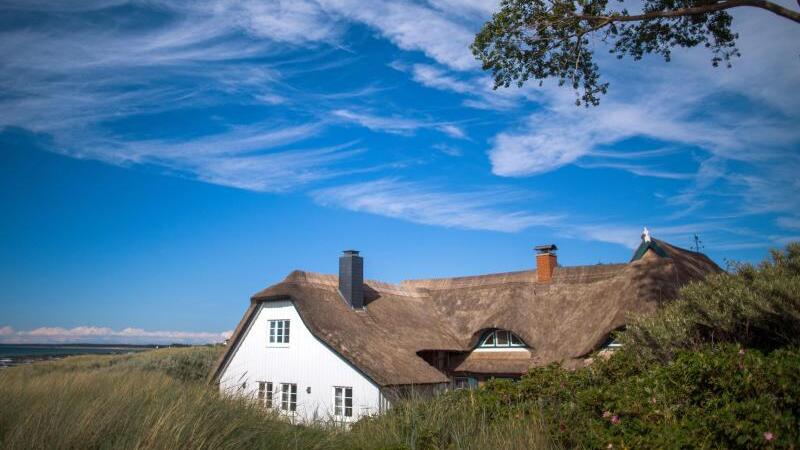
left=280, top=383, right=297, bottom=412
left=268, top=319, right=291, bottom=346
left=478, top=329, right=526, bottom=348
left=333, top=386, right=353, bottom=418
left=258, top=381, right=273, bottom=408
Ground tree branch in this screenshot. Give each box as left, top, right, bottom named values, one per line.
left=578, top=0, right=800, bottom=25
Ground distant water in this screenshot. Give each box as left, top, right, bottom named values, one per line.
left=0, top=344, right=151, bottom=368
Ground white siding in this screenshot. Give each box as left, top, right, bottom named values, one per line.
left=218, top=300, right=383, bottom=423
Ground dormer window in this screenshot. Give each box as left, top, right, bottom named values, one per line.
left=479, top=329, right=526, bottom=348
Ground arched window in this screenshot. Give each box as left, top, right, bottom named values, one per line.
left=478, top=329, right=526, bottom=348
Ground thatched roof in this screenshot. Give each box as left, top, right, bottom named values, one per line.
left=210, top=239, right=721, bottom=386
left=451, top=351, right=536, bottom=375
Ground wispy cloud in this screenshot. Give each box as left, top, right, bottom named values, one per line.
left=0, top=325, right=232, bottom=345
left=575, top=161, right=694, bottom=180
left=486, top=94, right=795, bottom=178
left=0, top=0, right=369, bottom=191
left=332, top=109, right=466, bottom=138
left=406, top=63, right=528, bottom=110
left=321, top=0, right=478, bottom=70
left=332, top=109, right=423, bottom=135
left=311, top=178, right=560, bottom=232
left=777, top=217, right=800, bottom=231
left=432, top=143, right=464, bottom=157
left=187, top=143, right=366, bottom=192
left=62, top=124, right=365, bottom=192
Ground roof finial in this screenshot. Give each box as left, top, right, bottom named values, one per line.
left=642, top=226, right=651, bottom=243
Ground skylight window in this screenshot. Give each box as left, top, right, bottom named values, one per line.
left=479, top=329, right=526, bottom=348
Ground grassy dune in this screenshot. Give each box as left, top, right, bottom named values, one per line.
left=0, top=347, right=551, bottom=450
left=0, top=348, right=322, bottom=450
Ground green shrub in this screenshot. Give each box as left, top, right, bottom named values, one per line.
left=469, top=345, right=800, bottom=449
left=622, top=243, right=800, bottom=364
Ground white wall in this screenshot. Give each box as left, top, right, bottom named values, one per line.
left=218, top=300, right=383, bottom=423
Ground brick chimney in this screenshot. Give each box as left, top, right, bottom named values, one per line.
left=339, top=250, right=364, bottom=309
left=535, top=244, right=558, bottom=282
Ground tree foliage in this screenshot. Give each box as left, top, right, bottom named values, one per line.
left=472, top=0, right=800, bottom=105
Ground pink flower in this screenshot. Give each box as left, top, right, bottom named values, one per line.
left=764, top=431, right=775, bottom=441
left=607, top=444, right=614, bottom=449
left=650, top=396, right=657, bottom=404
left=602, top=411, right=612, bottom=418
left=611, top=415, right=621, bottom=425
left=738, top=348, right=746, bottom=356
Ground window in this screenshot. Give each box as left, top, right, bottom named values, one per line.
left=334, top=386, right=353, bottom=417
left=479, top=329, right=526, bottom=348
left=454, top=376, right=478, bottom=390
left=258, top=382, right=273, bottom=408
left=269, top=320, right=290, bottom=344
left=454, top=377, right=469, bottom=390
left=280, top=383, right=297, bottom=412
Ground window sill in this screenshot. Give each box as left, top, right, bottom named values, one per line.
left=473, top=347, right=529, bottom=352
left=266, top=344, right=290, bottom=348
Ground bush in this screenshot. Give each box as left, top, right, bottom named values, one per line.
left=622, top=243, right=800, bottom=364
left=469, top=345, right=800, bottom=449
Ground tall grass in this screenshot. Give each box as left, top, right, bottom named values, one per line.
left=0, top=349, right=328, bottom=450
left=350, top=393, right=551, bottom=450
left=0, top=347, right=553, bottom=450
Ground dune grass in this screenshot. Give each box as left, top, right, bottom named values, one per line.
left=0, top=347, right=552, bottom=450
left=0, top=347, right=324, bottom=450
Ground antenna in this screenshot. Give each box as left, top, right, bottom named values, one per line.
left=691, top=234, right=704, bottom=252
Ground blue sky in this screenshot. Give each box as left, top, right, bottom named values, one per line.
left=1, top=0, right=798, bottom=344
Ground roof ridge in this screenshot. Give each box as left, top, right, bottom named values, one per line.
left=283, top=270, right=427, bottom=297
left=402, top=269, right=534, bottom=284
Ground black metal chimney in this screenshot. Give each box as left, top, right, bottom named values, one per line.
left=339, top=250, right=364, bottom=309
